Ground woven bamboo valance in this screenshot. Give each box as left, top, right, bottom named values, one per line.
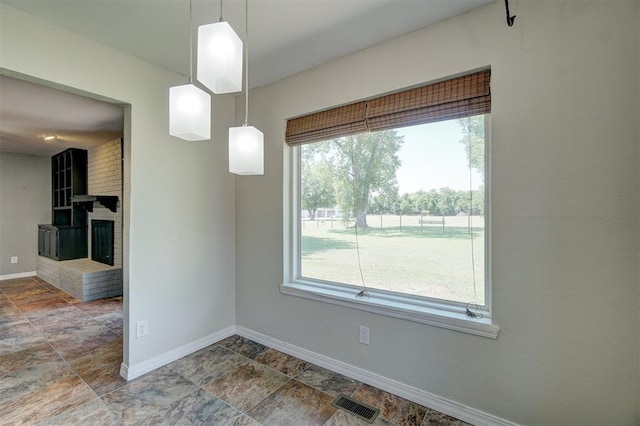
left=285, top=70, right=490, bottom=147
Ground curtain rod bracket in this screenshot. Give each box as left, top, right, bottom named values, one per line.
left=504, top=0, right=516, bottom=27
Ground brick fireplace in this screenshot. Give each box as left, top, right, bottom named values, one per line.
left=36, top=138, right=123, bottom=302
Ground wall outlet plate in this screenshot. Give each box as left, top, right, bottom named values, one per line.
left=359, top=326, right=370, bottom=345
left=10, top=256, right=18, bottom=264
left=136, top=320, right=149, bottom=338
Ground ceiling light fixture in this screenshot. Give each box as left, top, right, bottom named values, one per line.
left=169, top=0, right=211, bottom=141
left=228, top=0, right=263, bottom=175
left=197, top=0, right=243, bottom=94
left=43, top=135, right=57, bottom=141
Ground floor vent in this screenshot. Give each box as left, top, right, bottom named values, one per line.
left=332, top=394, right=380, bottom=423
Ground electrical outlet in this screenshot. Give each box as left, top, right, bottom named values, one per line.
left=359, top=326, right=370, bottom=345
left=10, top=256, right=18, bottom=264
left=136, top=320, right=149, bottom=338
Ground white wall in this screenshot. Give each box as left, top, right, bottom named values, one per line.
left=236, top=1, right=639, bottom=424
left=0, top=152, right=50, bottom=275
left=0, top=4, right=236, bottom=369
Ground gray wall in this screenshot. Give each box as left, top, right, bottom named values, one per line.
left=235, top=1, right=639, bottom=425
left=0, top=152, right=51, bottom=276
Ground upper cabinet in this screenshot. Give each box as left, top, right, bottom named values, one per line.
left=52, top=148, right=87, bottom=227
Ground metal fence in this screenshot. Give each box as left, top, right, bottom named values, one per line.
left=301, top=214, right=484, bottom=232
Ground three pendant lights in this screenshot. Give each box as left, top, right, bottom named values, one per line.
left=169, top=0, right=263, bottom=176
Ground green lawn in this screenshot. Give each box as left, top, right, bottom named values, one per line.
left=301, top=215, right=485, bottom=305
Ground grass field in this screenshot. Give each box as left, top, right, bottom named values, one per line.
left=301, top=215, right=485, bottom=305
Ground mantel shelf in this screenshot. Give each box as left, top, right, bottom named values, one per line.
left=71, top=195, right=118, bottom=213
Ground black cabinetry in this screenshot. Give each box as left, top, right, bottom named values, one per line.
left=38, top=225, right=87, bottom=261
left=38, top=148, right=88, bottom=261
left=52, top=148, right=87, bottom=227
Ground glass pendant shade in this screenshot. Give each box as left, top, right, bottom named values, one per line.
left=229, top=126, right=264, bottom=175
left=169, top=84, right=211, bottom=141
left=197, top=21, right=243, bottom=94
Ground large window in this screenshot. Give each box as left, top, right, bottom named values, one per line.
left=283, top=70, right=498, bottom=338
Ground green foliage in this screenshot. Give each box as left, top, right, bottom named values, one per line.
left=457, top=115, right=485, bottom=177
left=301, top=118, right=487, bottom=226
left=369, top=187, right=484, bottom=216
left=302, top=130, right=404, bottom=228
left=301, top=144, right=336, bottom=220
left=334, top=131, right=403, bottom=227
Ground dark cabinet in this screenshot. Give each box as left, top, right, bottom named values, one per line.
left=38, top=225, right=57, bottom=258
left=52, top=148, right=87, bottom=227
left=38, top=148, right=88, bottom=261
left=38, top=225, right=88, bottom=261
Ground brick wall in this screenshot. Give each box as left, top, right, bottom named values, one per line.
left=87, top=138, right=122, bottom=267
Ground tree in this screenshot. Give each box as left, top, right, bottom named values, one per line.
left=301, top=144, right=336, bottom=220
left=457, top=115, right=485, bottom=177
left=409, top=190, right=433, bottom=215
left=333, top=131, right=403, bottom=228
left=399, top=193, right=415, bottom=215
left=470, top=187, right=484, bottom=215
left=369, top=190, right=399, bottom=215
left=436, top=187, right=459, bottom=216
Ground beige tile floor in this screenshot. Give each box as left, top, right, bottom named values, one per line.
left=0, top=276, right=469, bottom=425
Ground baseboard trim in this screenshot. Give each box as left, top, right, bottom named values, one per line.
left=0, top=271, right=36, bottom=281
left=236, top=326, right=519, bottom=426
left=120, top=325, right=236, bottom=381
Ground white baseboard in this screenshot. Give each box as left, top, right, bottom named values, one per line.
left=236, top=326, right=519, bottom=426
left=120, top=325, right=236, bottom=381
left=116, top=324, right=518, bottom=425
left=0, top=271, right=36, bottom=280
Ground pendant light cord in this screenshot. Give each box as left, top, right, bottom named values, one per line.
left=188, top=0, right=193, bottom=83
left=243, top=0, right=249, bottom=126
left=219, top=0, right=223, bottom=22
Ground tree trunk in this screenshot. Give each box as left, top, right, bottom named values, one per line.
left=355, top=207, right=368, bottom=228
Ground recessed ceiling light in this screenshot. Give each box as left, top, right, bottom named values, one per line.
left=43, top=135, right=57, bottom=141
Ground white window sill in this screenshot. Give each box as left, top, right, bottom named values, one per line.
left=280, top=280, right=499, bottom=339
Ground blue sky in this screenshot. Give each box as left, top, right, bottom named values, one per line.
left=395, top=119, right=483, bottom=193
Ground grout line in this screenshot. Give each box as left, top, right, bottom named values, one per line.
left=2, top=281, right=101, bottom=415
left=142, top=347, right=263, bottom=423
left=243, top=377, right=294, bottom=416
left=2, top=298, right=428, bottom=426
left=1, top=276, right=126, bottom=424
left=4, top=280, right=122, bottom=384
left=207, top=337, right=351, bottom=422
left=170, top=341, right=282, bottom=423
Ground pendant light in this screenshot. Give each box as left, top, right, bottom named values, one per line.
left=169, top=0, right=211, bottom=141
left=229, top=0, right=263, bottom=175
left=197, top=0, right=243, bottom=94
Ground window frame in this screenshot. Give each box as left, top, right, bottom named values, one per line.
left=282, top=115, right=498, bottom=339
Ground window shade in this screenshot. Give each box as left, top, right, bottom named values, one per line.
left=285, top=102, right=368, bottom=146
left=285, top=70, right=490, bottom=147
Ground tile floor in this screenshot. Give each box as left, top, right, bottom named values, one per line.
left=0, top=276, right=469, bottom=426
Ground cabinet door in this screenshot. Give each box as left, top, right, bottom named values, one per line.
left=41, top=229, right=50, bottom=257
left=49, top=230, right=58, bottom=259
left=38, top=228, right=44, bottom=256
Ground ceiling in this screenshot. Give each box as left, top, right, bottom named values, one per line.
left=0, top=75, right=125, bottom=156
left=0, top=0, right=493, bottom=157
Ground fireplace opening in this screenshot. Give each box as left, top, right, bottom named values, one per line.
left=92, top=220, right=114, bottom=266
